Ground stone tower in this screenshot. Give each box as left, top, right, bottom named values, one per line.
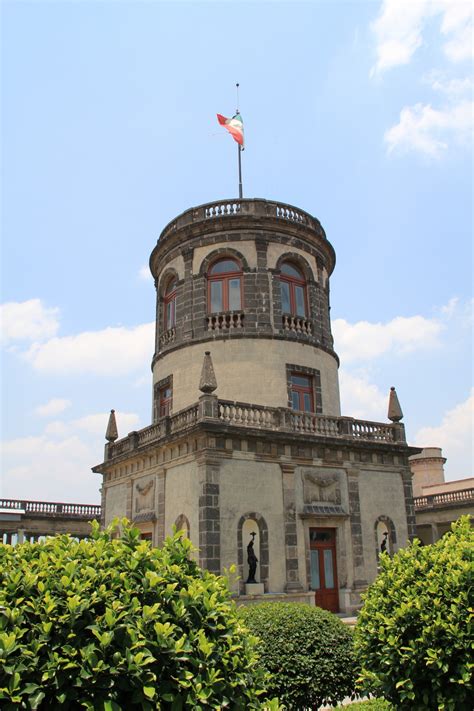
left=94, top=198, right=418, bottom=614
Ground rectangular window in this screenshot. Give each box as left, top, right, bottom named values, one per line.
left=290, top=373, right=314, bottom=412
left=210, top=281, right=223, bottom=313
left=323, top=549, right=335, bottom=588
left=310, top=550, right=320, bottom=589
left=228, top=278, right=241, bottom=310
left=159, top=385, right=172, bottom=417
left=280, top=281, right=291, bottom=313
left=295, top=285, right=305, bottom=316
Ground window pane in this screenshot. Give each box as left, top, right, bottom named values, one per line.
left=281, top=262, right=303, bottom=279
left=228, top=278, right=241, bottom=310
left=291, top=374, right=311, bottom=387
left=166, top=301, right=174, bottom=327
left=165, top=279, right=177, bottom=295
left=310, top=550, right=320, bottom=589
left=281, top=281, right=291, bottom=312
left=295, top=285, right=306, bottom=316
left=291, top=391, right=300, bottom=410
left=210, top=281, right=223, bottom=312
left=210, top=259, right=239, bottom=274
left=324, top=549, right=335, bottom=588
left=303, top=393, right=312, bottom=412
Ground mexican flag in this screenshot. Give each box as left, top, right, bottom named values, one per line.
left=217, top=113, right=244, bottom=147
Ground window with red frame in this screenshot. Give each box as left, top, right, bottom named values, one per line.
left=207, top=258, right=242, bottom=313
left=164, top=278, right=177, bottom=329
left=290, top=373, right=314, bottom=412
left=280, top=262, right=307, bottom=317
left=158, top=384, right=172, bottom=417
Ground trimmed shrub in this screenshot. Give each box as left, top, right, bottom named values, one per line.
left=0, top=521, right=276, bottom=710
left=355, top=516, right=473, bottom=710
left=239, top=601, right=357, bottom=709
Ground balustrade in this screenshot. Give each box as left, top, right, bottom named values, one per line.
left=282, top=314, right=313, bottom=335
left=158, top=199, right=324, bottom=243
left=0, top=499, right=101, bottom=519
left=170, top=405, right=199, bottom=433
left=414, top=488, right=474, bottom=510
left=159, top=327, right=176, bottom=347
left=103, top=398, right=404, bottom=460
left=204, top=202, right=241, bottom=217
left=207, top=312, right=244, bottom=331
left=218, top=401, right=279, bottom=428
left=349, top=420, right=394, bottom=441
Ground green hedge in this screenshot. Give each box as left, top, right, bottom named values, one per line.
left=355, top=516, right=473, bottom=710
left=0, top=521, right=277, bottom=710
left=240, top=601, right=357, bottom=710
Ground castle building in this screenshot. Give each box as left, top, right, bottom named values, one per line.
left=93, top=198, right=418, bottom=614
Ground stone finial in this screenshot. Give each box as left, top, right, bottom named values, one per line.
left=387, top=387, right=403, bottom=422
left=105, top=409, right=118, bottom=442
left=199, top=351, right=217, bottom=394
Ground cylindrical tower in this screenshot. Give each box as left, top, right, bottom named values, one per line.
left=149, top=198, right=340, bottom=421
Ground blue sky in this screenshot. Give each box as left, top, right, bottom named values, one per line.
left=1, top=0, right=472, bottom=503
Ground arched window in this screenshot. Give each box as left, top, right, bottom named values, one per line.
left=280, top=262, right=307, bottom=317
left=164, top=277, right=177, bottom=329
left=208, top=258, right=242, bottom=313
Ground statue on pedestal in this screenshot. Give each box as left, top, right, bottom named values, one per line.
left=246, top=532, right=258, bottom=583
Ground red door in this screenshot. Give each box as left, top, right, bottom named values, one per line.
left=310, top=528, right=339, bottom=612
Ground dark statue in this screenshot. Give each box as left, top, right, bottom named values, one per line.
left=246, top=532, right=258, bottom=583
left=380, top=530, right=389, bottom=553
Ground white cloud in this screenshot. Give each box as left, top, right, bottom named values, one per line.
left=414, top=389, right=474, bottom=479
left=370, top=0, right=473, bottom=76
left=339, top=370, right=388, bottom=421
left=2, top=410, right=141, bottom=502
left=1, top=434, right=101, bottom=503
left=45, top=411, right=140, bottom=438
left=424, top=72, right=472, bottom=97
left=0, top=299, right=60, bottom=345
left=139, top=265, right=152, bottom=281
left=370, top=0, right=428, bottom=75
left=35, top=398, right=72, bottom=417
left=25, top=322, right=155, bottom=376
left=384, top=100, right=473, bottom=156
left=440, top=1, right=473, bottom=63
left=333, top=313, right=443, bottom=364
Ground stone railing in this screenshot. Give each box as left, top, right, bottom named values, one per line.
left=414, top=488, right=474, bottom=510
left=207, top=312, right=244, bottom=331
left=158, top=198, right=324, bottom=243
left=218, top=401, right=280, bottom=429
left=282, top=314, right=313, bottom=335
left=0, top=499, right=101, bottom=519
left=159, top=327, right=176, bottom=347
left=104, top=398, right=406, bottom=461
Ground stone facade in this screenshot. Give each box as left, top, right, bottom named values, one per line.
left=94, top=198, right=419, bottom=614
left=410, top=448, right=474, bottom=544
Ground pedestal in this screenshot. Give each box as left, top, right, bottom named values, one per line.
left=245, top=583, right=265, bottom=595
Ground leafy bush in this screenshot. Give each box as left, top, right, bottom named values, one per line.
left=239, top=601, right=357, bottom=709
left=344, top=701, right=392, bottom=710
left=0, top=521, right=275, bottom=710
left=355, top=516, right=473, bottom=710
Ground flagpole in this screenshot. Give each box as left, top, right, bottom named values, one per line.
left=238, top=145, right=243, bottom=199
left=236, top=83, right=243, bottom=199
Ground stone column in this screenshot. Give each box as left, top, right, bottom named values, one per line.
left=347, top=467, right=368, bottom=590
left=17, top=529, right=25, bottom=544
left=155, top=469, right=166, bottom=546
left=400, top=467, right=417, bottom=541
left=125, top=479, right=133, bottom=521
left=182, top=248, right=194, bottom=342
left=430, top=522, right=439, bottom=544
left=280, top=464, right=303, bottom=592
left=197, top=457, right=221, bottom=574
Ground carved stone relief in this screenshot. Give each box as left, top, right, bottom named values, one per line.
left=134, top=477, right=155, bottom=513
left=301, top=469, right=341, bottom=505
